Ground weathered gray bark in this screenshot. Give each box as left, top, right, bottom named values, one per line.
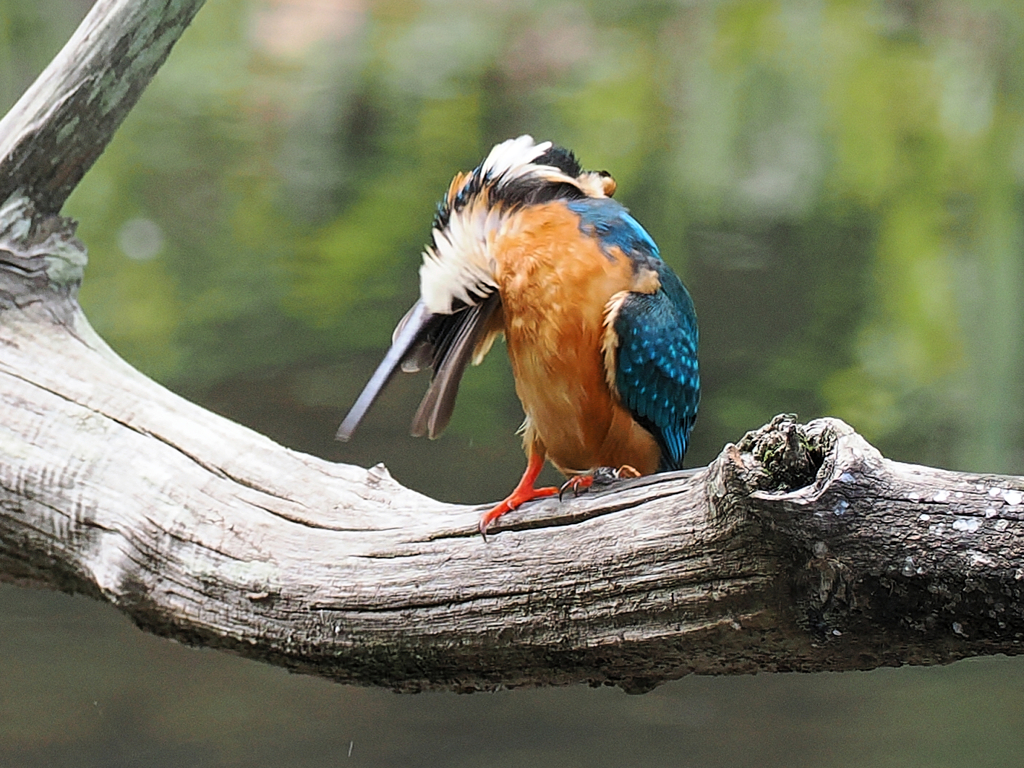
left=2, top=0, right=1024, bottom=695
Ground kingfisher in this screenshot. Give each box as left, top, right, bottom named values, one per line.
left=338, top=136, right=699, bottom=536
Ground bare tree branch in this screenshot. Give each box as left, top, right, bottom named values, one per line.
left=1, top=0, right=1023, bottom=695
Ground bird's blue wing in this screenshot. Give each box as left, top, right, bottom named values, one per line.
left=612, top=265, right=700, bottom=469
left=565, top=196, right=701, bottom=468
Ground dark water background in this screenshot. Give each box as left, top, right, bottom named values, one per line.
left=1, top=0, right=1023, bottom=765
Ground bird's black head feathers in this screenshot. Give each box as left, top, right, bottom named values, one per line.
left=432, top=139, right=590, bottom=233
left=535, top=145, right=583, bottom=177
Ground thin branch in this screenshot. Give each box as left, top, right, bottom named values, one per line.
left=0, top=0, right=206, bottom=213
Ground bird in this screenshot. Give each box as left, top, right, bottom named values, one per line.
left=337, top=135, right=699, bottom=536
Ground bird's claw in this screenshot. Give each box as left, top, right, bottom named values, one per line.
left=558, top=476, right=586, bottom=501
left=558, top=465, right=641, bottom=500
left=478, top=462, right=560, bottom=540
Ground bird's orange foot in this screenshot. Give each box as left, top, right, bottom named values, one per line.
left=558, top=465, right=642, bottom=500
left=480, top=485, right=559, bottom=538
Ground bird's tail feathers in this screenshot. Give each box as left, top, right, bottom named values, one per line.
left=410, top=294, right=501, bottom=439
left=336, top=300, right=435, bottom=441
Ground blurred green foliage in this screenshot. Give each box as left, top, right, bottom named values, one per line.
left=31, top=0, right=1020, bottom=476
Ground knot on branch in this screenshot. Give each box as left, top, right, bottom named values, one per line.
left=711, top=415, right=870, bottom=505
left=705, top=415, right=872, bottom=546
left=735, top=414, right=827, bottom=493
left=707, top=414, right=842, bottom=511
left=0, top=194, right=85, bottom=314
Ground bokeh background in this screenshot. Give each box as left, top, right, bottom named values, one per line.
left=2, top=0, right=1024, bottom=765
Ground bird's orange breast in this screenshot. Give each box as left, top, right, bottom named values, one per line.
left=493, top=202, right=661, bottom=476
